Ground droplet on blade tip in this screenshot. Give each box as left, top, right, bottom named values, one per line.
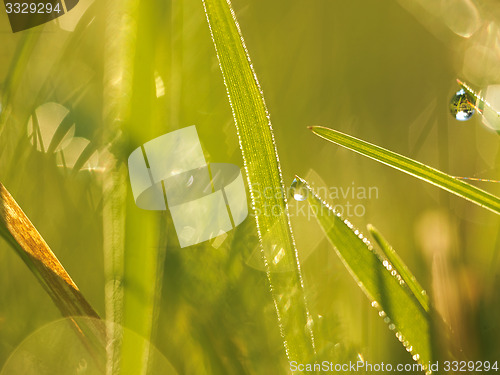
left=290, top=177, right=307, bottom=201
left=450, top=88, right=475, bottom=121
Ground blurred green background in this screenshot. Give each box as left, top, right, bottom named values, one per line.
left=0, top=0, right=499, bottom=373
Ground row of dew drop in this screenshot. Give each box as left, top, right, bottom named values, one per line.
left=289, top=177, right=431, bottom=374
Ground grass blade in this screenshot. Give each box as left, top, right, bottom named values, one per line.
left=367, top=224, right=429, bottom=312
left=0, top=182, right=99, bottom=319
left=295, top=176, right=432, bottom=370
left=202, top=0, right=317, bottom=363
left=309, top=126, right=500, bottom=215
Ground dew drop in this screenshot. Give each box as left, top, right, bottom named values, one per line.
left=289, top=178, right=307, bottom=201
left=412, top=354, right=420, bottom=361
left=450, top=88, right=475, bottom=121
left=305, top=317, right=314, bottom=331
left=388, top=323, right=396, bottom=331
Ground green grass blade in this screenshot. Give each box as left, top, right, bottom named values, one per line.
left=309, top=126, right=500, bottom=215
left=0, top=182, right=99, bottom=319
left=367, top=224, right=429, bottom=312
left=295, top=176, right=432, bottom=369
left=202, top=0, right=317, bottom=363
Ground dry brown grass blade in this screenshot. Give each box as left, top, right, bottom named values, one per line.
left=0, top=182, right=99, bottom=319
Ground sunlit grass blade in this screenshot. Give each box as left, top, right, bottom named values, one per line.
left=309, top=126, right=500, bottom=215
left=202, top=0, right=317, bottom=363
left=295, top=176, right=432, bottom=369
left=367, top=224, right=429, bottom=312
left=0, top=182, right=99, bottom=319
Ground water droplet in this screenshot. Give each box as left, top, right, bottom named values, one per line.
left=378, top=310, right=386, bottom=317
left=450, top=88, right=475, bottom=121
left=388, top=323, right=396, bottom=331
left=305, top=317, right=314, bottom=331
left=412, top=354, right=420, bottom=361
left=371, top=301, right=379, bottom=308
left=289, top=178, right=307, bottom=201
